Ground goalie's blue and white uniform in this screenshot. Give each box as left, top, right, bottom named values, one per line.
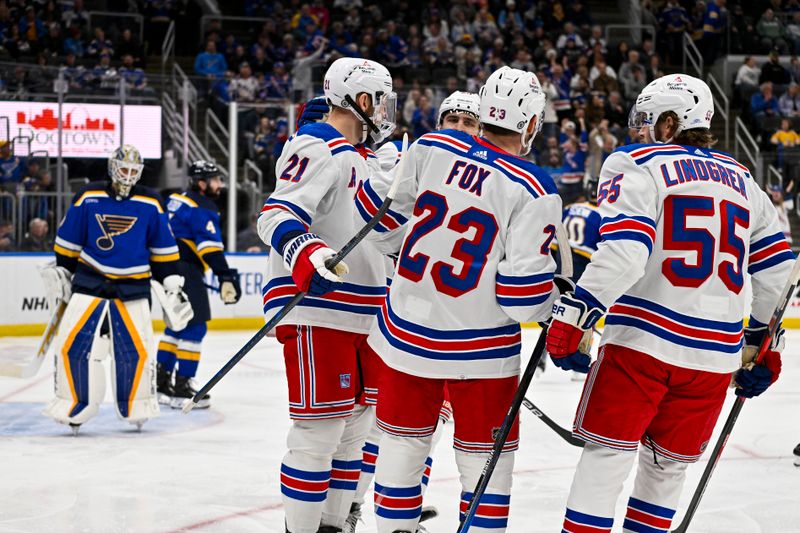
left=45, top=145, right=188, bottom=430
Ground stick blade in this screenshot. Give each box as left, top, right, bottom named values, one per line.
left=181, top=400, right=196, bottom=414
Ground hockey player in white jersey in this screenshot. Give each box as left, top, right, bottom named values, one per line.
left=347, top=90, right=481, bottom=531
left=546, top=74, right=794, bottom=532
left=359, top=67, right=562, bottom=532
left=257, top=57, right=396, bottom=533
left=41, top=145, right=193, bottom=433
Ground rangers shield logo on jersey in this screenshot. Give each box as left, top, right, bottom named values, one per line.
left=95, top=214, right=137, bottom=250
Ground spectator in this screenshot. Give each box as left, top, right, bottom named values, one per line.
left=87, top=27, right=114, bottom=58
left=62, top=23, right=85, bottom=57
left=20, top=218, right=51, bottom=252
left=618, top=50, right=641, bottom=89
left=771, top=118, right=800, bottom=147
left=701, top=0, right=726, bottom=64
left=229, top=61, right=259, bottom=102
left=0, top=220, right=15, bottom=252
left=659, top=0, right=689, bottom=64
left=411, top=95, right=437, bottom=138
left=589, top=57, right=616, bottom=84
left=195, top=40, right=228, bottom=85
left=787, top=12, right=800, bottom=54
left=63, top=52, right=87, bottom=90
left=768, top=183, right=793, bottom=243
left=116, top=29, right=144, bottom=66
left=498, top=0, right=523, bottom=33
left=751, top=81, right=780, bottom=134
left=735, top=56, right=762, bottom=98
left=119, top=54, right=147, bottom=91
left=760, top=51, right=791, bottom=85
left=791, top=56, right=800, bottom=84
left=89, top=52, right=118, bottom=90
left=592, top=62, right=619, bottom=94
left=237, top=214, right=269, bottom=253
left=587, top=24, right=607, bottom=56
left=41, top=22, right=62, bottom=59
left=291, top=37, right=327, bottom=102
left=0, top=141, right=24, bottom=189
left=18, top=6, right=45, bottom=48
left=556, top=21, right=584, bottom=49
left=756, top=8, right=788, bottom=54
left=780, top=83, right=800, bottom=117
left=61, top=0, right=89, bottom=30
left=262, top=62, right=291, bottom=99
left=558, top=135, right=588, bottom=203
left=622, top=65, right=647, bottom=102
left=540, top=72, right=559, bottom=140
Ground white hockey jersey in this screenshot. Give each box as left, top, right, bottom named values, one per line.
left=257, top=122, right=387, bottom=334
left=576, top=143, right=795, bottom=373
left=358, top=129, right=562, bottom=379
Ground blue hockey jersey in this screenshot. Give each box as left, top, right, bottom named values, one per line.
left=54, top=182, right=179, bottom=300
left=166, top=190, right=228, bottom=274
left=554, top=201, right=602, bottom=280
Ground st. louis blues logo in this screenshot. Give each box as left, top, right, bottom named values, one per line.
left=95, top=214, right=137, bottom=250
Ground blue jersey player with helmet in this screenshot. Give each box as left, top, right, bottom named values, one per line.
left=156, top=160, right=241, bottom=409
left=42, top=144, right=194, bottom=434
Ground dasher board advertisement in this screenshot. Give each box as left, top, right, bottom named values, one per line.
left=2, top=102, right=162, bottom=158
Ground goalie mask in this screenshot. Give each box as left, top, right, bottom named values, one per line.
left=108, top=144, right=144, bottom=198
left=323, top=57, right=397, bottom=144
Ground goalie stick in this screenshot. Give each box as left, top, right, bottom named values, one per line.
left=183, top=133, right=409, bottom=413
left=671, top=255, right=800, bottom=533
left=0, top=298, right=66, bottom=379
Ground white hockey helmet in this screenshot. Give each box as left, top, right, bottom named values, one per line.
left=479, top=66, right=546, bottom=156
left=438, top=91, right=480, bottom=127
left=628, top=73, right=714, bottom=143
left=108, top=144, right=144, bottom=197
left=323, top=57, right=397, bottom=143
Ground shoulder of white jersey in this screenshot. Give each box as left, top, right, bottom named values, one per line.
left=294, top=122, right=356, bottom=157
left=417, top=129, right=558, bottom=199
left=705, top=148, right=753, bottom=177
left=612, top=142, right=692, bottom=166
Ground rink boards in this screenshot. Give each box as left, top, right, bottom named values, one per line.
left=3, top=252, right=800, bottom=335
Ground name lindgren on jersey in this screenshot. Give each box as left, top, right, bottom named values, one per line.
left=577, top=144, right=795, bottom=373
left=360, top=129, right=562, bottom=379
left=257, top=122, right=388, bottom=334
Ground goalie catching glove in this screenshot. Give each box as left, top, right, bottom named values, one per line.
left=733, top=319, right=784, bottom=398
left=282, top=233, right=348, bottom=296
left=546, top=286, right=604, bottom=374
left=159, top=275, right=194, bottom=331
left=218, top=268, right=241, bottom=304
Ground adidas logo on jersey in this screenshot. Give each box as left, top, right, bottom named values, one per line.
left=694, top=148, right=704, bottom=156
left=474, top=150, right=488, bottom=160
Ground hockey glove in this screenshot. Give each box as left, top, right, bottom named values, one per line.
left=283, top=233, right=348, bottom=296
left=161, top=275, right=194, bottom=331
left=546, top=289, right=604, bottom=374
left=297, top=96, right=330, bottom=129
left=218, top=268, right=241, bottom=305
left=40, top=264, right=72, bottom=307
left=734, top=319, right=784, bottom=398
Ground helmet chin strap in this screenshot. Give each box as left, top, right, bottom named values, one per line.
left=345, top=94, right=380, bottom=143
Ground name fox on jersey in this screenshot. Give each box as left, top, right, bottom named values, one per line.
left=659, top=158, right=748, bottom=199
left=444, top=160, right=490, bottom=197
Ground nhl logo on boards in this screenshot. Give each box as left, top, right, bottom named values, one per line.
left=339, top=373, right=351, bottom=389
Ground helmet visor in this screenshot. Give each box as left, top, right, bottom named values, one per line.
left=628, top=105, right=651, bottom=129
left=370, top=91, right=397, bottom=143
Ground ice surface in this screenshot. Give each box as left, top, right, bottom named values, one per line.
left=1, top=329, right=798, bottom=532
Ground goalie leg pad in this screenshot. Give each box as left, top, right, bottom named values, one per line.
left=108, top=298, right=158, bottom=422
left=44, top=293, right=108, bottom=426
left=282, top=417, right=347, bottom=533
left=621, top=447, right=685, bottom=532
left=456, top=450, right=514, bottom=532
left=174, top=322, right=207, bottom=378
left=322, top=404, right=375, bottom=529
left=156, top=329, right=180, bottom=373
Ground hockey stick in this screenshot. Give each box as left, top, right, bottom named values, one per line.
left=670, top=255, right=800, bottom=533
left=0, top=298, right=66, bottom=378
left=183, top=133, right=409, bottom=413
left=458, top=325, right=549, bottom=532
left=522, top=398, right=584, bottom=448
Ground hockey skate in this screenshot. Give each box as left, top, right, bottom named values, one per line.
left=69, top=423, right=80, bottom=437
left=794, top=443, right=800, bottom=467
left=171, top=375, right=210, bottom=409
left=317, top=527, right=342, bottom=533
left=156, top=363, right=174, bottom=405
left=343, top=503, right=362, bottom=533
